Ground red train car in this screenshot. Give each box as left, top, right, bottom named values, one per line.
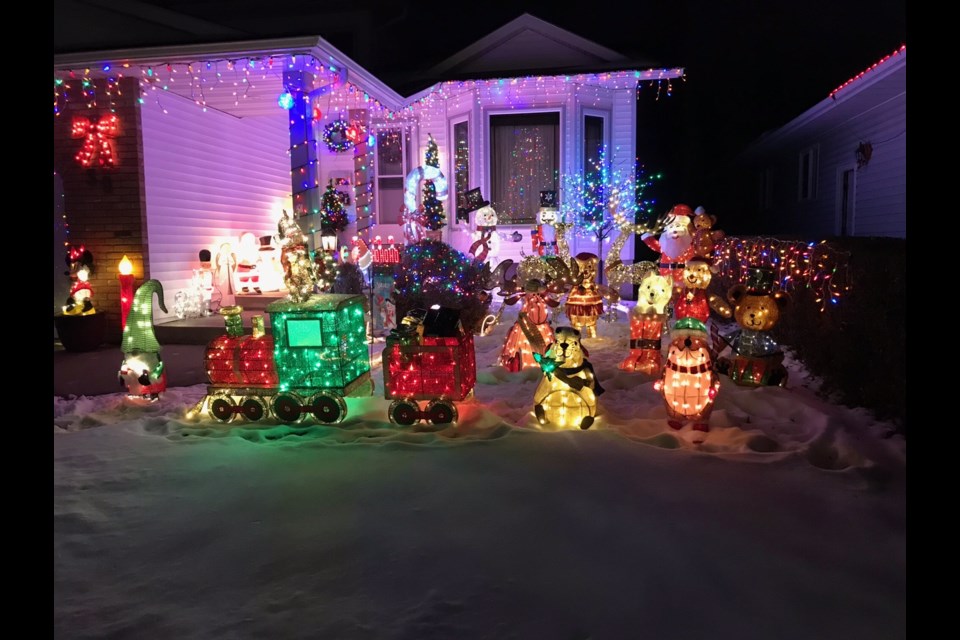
left=382, top=306, right=477, bottom=425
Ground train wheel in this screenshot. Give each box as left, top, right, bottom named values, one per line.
left=310, top=392, right=347, bottom=424
left=273, top=393, right=304, bottom=424
left=241, top=396, right=268, bottom=422
left=388, top=399, right=420, bottom=426
left=426, top=399, right=458, bottom=425
left=210, top=395, right=236, bottom=424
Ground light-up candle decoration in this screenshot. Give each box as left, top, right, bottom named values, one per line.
left=118, top=255, right=134, bottom=329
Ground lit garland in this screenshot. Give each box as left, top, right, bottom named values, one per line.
left=322, top=118, right=355, bottom=153
left=712, top=237, right=851, bottom=312
left=55, top=54, right=680, bottom=122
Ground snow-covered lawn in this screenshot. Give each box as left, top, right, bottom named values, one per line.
left=54, top=309, right=905, bottom=639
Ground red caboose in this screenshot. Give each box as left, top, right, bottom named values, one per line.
left=382, top=306, right=477, bottom=425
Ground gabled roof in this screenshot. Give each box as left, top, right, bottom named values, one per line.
left=743, top=46, right=906, bottom=155
left=428, top=13, right=641, bottom=77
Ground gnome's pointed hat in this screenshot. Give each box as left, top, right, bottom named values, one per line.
left=122, top=279, right=167, bottom=355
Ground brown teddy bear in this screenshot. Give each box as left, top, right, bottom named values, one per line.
left=715, top=267, right=789, bottom=387
left=691, top=206, right=725, bottom=260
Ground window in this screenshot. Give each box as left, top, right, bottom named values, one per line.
left=452, top=119, right=470, bottom=223
left=375, top=128, right=406, bottom=225
left=583, top=115, right=605, bottom=224
left=798, top=146, right=818, bottom=201
left=490, top=112, right=560, bottom=224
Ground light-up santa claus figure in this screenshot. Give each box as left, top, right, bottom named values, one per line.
left=234, top=231, right=261, bottom=294
left=654, top=317, right=721, bottom=444
left=641, top=204, right=696, bottom=284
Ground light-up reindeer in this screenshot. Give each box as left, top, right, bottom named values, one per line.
left=491, top=256, right=572, bottom=371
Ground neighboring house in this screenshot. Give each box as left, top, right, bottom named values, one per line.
left=53, top=14, right=683, bottom=334
left=739, top=46, right=905, bottom=239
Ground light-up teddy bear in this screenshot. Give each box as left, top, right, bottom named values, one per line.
left=673, top=257, right=732, bottom=325
left=691, top=206, right=725, bottom=260
left=564, top=252, right=619, bottom=339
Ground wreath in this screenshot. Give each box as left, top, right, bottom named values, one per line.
left=322, top=119, right=355, bottom=153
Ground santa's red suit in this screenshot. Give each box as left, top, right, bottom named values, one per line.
left=641, top=232, right=695, bottom=281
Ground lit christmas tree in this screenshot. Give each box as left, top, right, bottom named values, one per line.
left=320, top=179, right=349, bottom=232
left=421, top=135, right=446, bottom=231
left=422, top=180, right=445, bottom=231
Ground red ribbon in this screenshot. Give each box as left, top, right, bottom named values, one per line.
left=71, top=114, right=120, bottom=168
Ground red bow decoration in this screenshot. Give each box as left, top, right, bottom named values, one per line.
left=71, top=114, right=121, bottom=168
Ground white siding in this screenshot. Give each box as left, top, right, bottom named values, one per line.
left=742, top=61, right=905, bottom=238
left=141, top=90, right=291, bottom=321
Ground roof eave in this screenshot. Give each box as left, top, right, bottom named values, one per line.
left=53, top=35, right=407, bottom=112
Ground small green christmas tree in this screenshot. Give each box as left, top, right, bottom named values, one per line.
left=320, top=180, right=348, bottom=232
left=420, top=134, right=446, bottom=231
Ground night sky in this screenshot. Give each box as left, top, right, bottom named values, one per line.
left=55, top=0, right=907, bottom=226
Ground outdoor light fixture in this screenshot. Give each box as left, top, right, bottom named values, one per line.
left=320, top=231, right=338, bottom=252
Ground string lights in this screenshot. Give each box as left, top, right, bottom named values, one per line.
left=712, top=237, right=851, bottom=312
left=829, top=45, right=905, bottom=100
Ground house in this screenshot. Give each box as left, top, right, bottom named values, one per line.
left=53, top=14, right=684, bottom=339
left=739, top=46, right=905, bottom=239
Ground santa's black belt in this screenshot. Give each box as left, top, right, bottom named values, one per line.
left=659, top=262, right=684, bottom=270
left=630, top=338, right=661, bottom=350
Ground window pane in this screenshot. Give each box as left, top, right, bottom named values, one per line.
left=454, top=121, right=469, bottom=222
left=584, top=115, right=605, bottom=224
left=490, top=113, right=559, bottom=224
left=377, top=129, right=403, bottom=176
left=378, top=177, right=404, bottom=224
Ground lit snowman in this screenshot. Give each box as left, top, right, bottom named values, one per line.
left=470, top=205, right=500, bottom=263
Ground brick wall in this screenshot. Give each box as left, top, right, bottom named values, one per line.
left=53, top=77, right=148, bottom=345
